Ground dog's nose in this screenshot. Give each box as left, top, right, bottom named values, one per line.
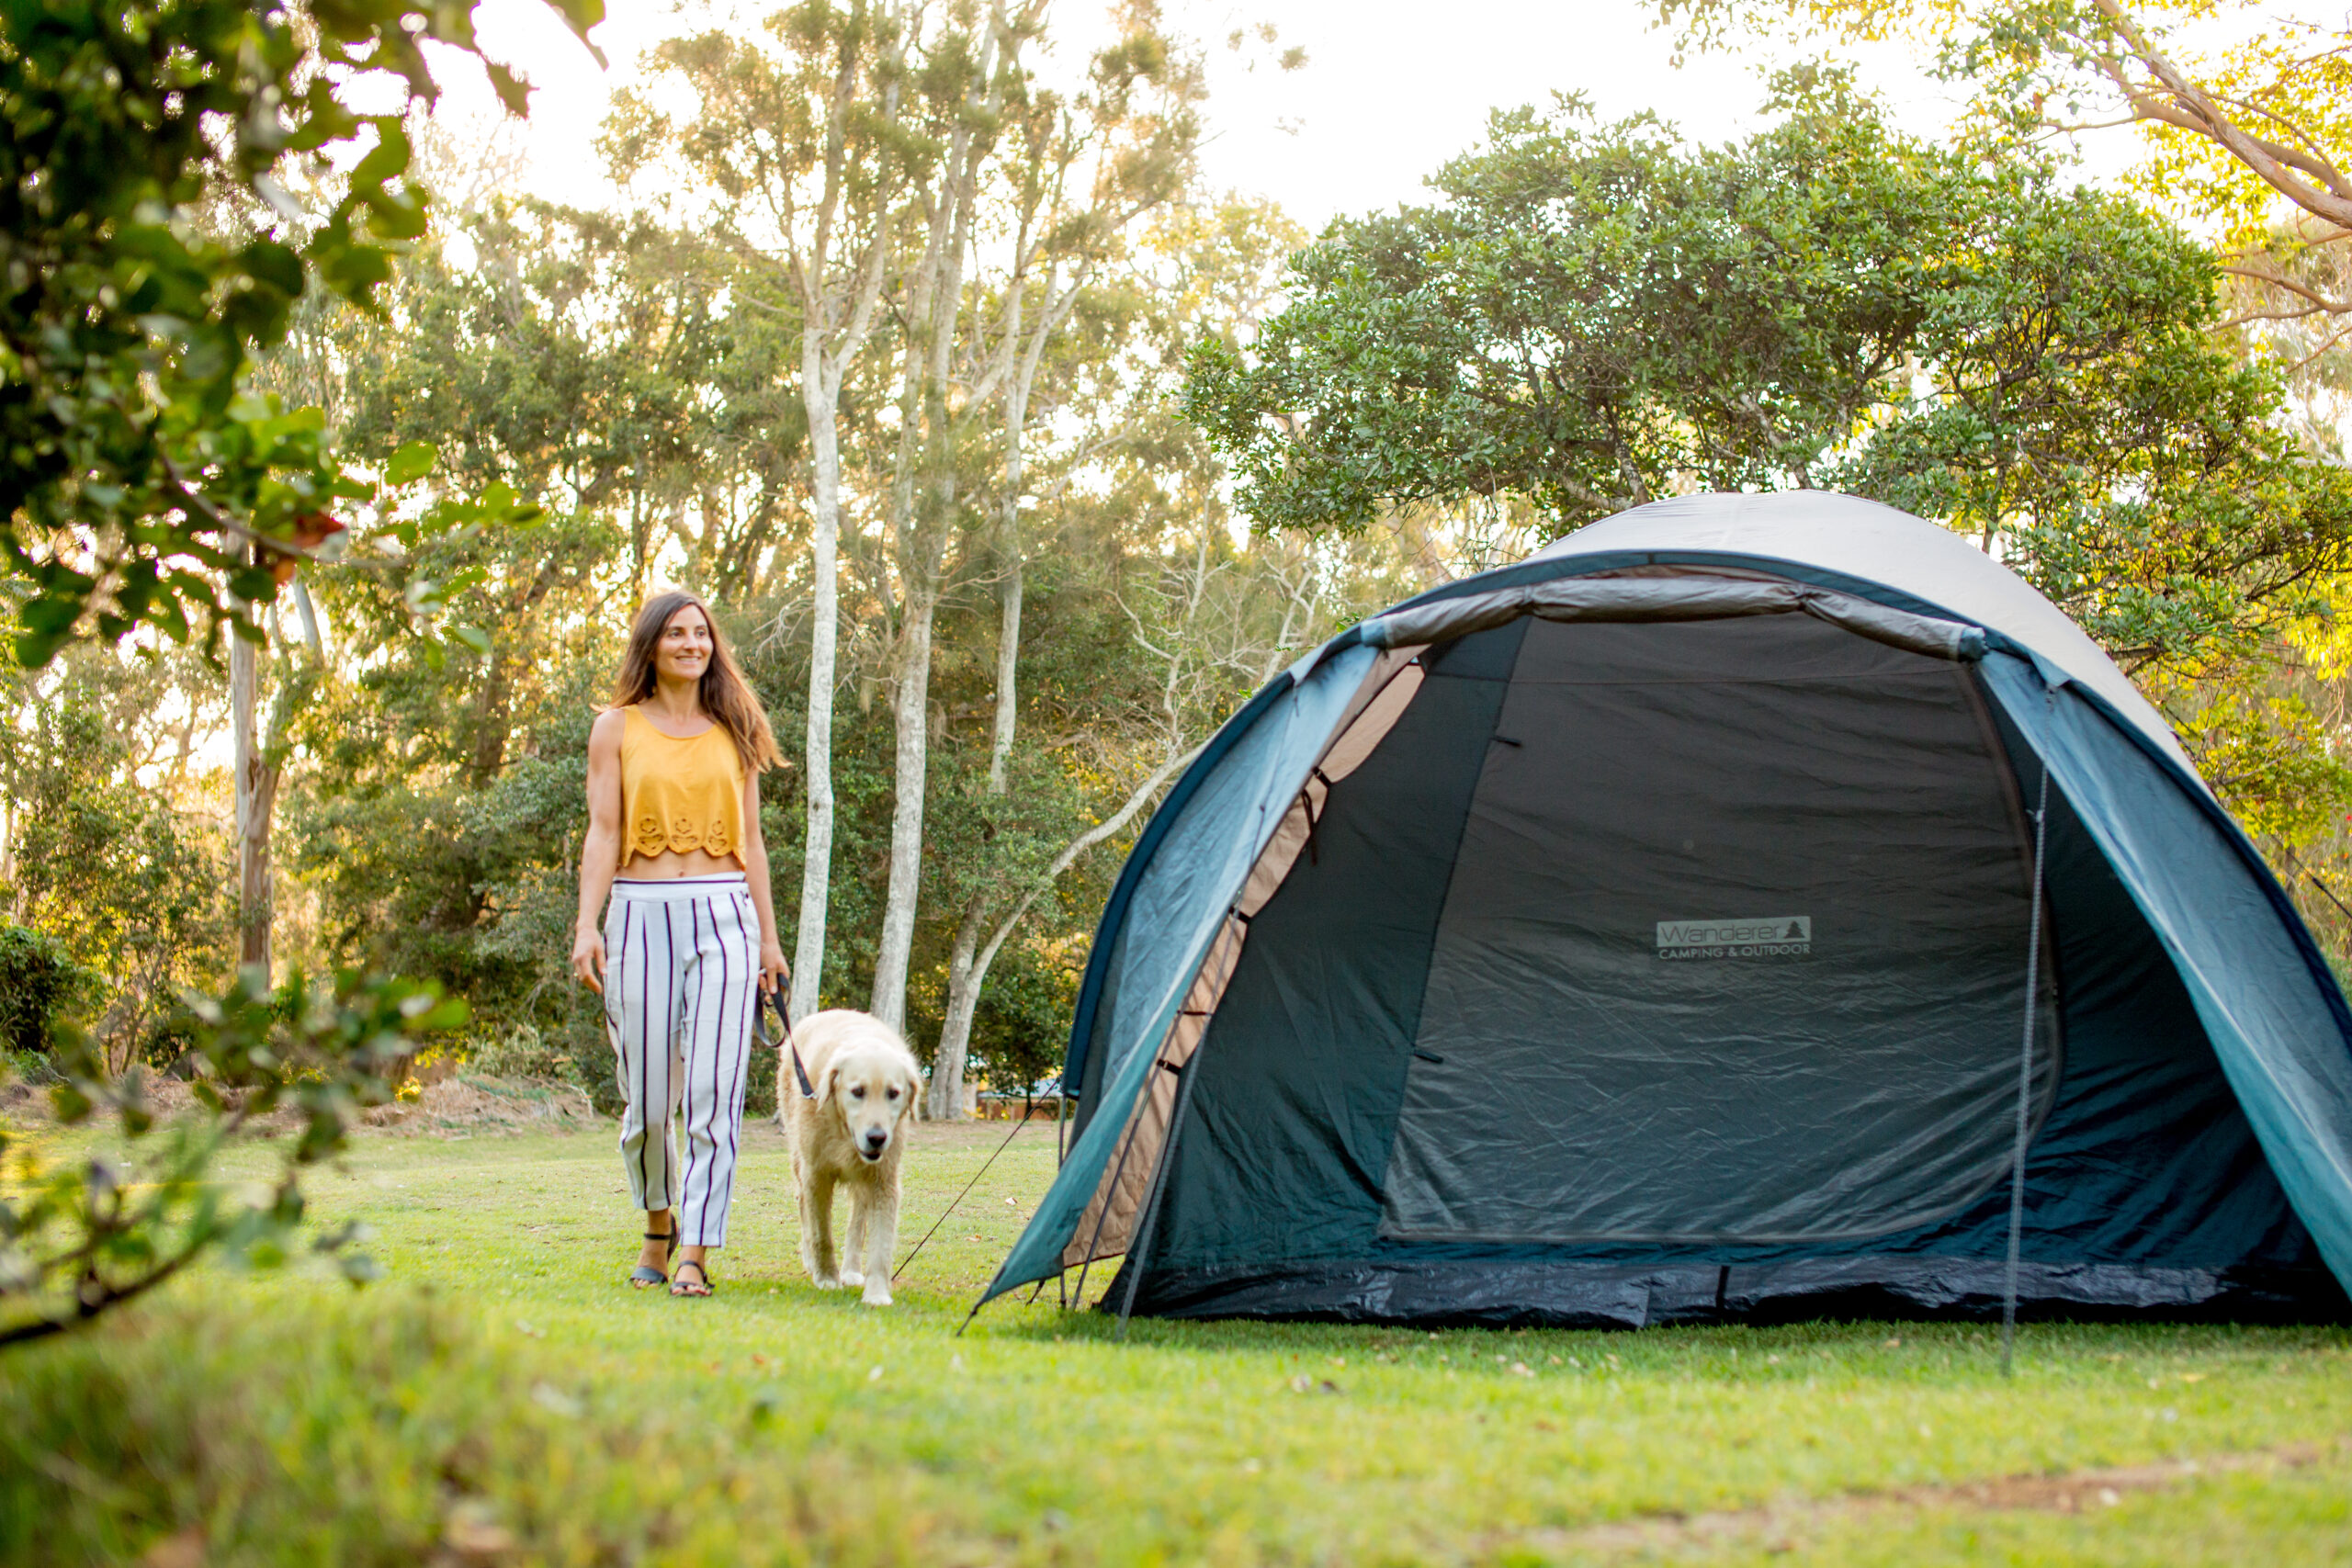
left=862, top=1129, right=888, bottom=1153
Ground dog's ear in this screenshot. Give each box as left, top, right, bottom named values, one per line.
left=901, top=1072, right=922, bottom=1122
left=818, top=1058, right=842, bottom=1106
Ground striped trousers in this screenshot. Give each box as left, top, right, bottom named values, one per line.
left=604, top=875, right=760, bottom=1247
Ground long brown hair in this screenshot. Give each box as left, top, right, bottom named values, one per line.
left=607, top=592, right=784, bottom=774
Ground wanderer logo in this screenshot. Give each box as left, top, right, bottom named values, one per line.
left=1657, top=915, right=1811, bottom=960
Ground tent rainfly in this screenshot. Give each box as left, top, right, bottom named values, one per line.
left=978, top=493, right=2352, bottom=1328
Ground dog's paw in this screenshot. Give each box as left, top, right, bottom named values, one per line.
left=811, top=1273, right=842, bottom=1290
left=861, top=1282, right=893, bottom=1308
left=839, top=1268, right=865, bottom=1289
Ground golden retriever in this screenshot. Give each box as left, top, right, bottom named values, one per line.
left=777, top=1008, right=922, bottom=1306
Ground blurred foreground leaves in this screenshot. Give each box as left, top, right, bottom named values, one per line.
left=0, top=966, right=464, bottom=1347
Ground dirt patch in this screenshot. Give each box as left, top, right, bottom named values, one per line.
left=0, top=1070, right=596, bottom=1138
left=1525, top=1438, right=2342, bottom=1560
left=361, top=1076, right=598, bottom=1136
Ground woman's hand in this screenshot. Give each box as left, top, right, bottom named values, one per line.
left=759, top=939, right=789, bottom=998
left=572, top=926, right=607, bottom=994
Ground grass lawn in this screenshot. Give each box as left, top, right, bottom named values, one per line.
left=4, top=1106, right=2348, bottom=1566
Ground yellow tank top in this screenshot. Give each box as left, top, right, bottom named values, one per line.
left=617, top=705, right=747, bottom=867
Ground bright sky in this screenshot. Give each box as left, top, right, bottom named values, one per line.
left=451, top=0, right=1962, bottom=233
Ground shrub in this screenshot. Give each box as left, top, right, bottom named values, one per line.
left=467, top=1022, right=572, bottom=1079
left=0, top=924, right=96, bottom=1058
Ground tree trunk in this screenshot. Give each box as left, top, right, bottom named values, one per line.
left=926, top=897, right=987, bottom=1120
left=791, top=356, right=845, bottom=1022
left=867, top=566, right=937, bottom=1032
left=1, top=795, right=17, bottom=921
left=783, top=7, right=903, bottom=1021
left=985, top=261, right=1049, bottom=796
left=988, top=546, right=1023, bottom=795
left=230, top=633, right=273, bottom=976
left=868, top=18, right=998, bottom=1033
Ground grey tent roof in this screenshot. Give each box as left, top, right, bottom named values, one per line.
left=1510, top=491, right=2196, bottom=775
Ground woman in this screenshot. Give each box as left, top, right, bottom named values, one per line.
left=572, top=592, right=788, bottom=1297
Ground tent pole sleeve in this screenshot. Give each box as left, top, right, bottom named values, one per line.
left=1069, top=1098, right=1147, bottom=1313
left=1114, top=1042, right=1207, bottom=1337
left=2003, top=747, right=2052, bottom=1374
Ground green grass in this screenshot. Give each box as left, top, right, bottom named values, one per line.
left=4, top=1112, right=2348, bottom=1566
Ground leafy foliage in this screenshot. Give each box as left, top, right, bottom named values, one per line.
left=0, top=0, right=600, bottom=665
left=0, top=662, right=232, bottom=1066
left=0, top=922, right=95, bottom=1058
left=0, top=966, right=464, bottom=1347
left=1182, top=79, right=2352, bottom=687
left=1665, top=2, right=2352, bottom=257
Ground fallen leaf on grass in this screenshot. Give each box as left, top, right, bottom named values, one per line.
left=444, top=1500, right=514, bottom=1560
left=530, top=1382, right=582, bottom=1418
left=139, top=1529, right=205, bottom=1568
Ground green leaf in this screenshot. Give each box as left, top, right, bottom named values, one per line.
left=384, top=442, right=439, bottom=486
left=485, top=61, right=535, bottom=118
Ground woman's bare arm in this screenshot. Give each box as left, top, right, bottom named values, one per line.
left=739, top=769, right=790, bottom=997
left=571, top=709, right=627, bottom=993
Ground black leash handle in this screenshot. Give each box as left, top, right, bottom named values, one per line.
left=765, top=988, right=817, bottom=1100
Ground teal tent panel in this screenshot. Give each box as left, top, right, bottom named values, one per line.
left=981, top=643, right=1385, bottom=1303
left=1981, top=653, right=2352, bottom=1293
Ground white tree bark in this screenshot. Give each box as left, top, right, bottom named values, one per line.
left=869, top=15, right=1002, bottom=1031
left=791, top=340, right=851, bottom=1021
left=229, top=629, right=271, bottom=976
left=786, top=15, right=904, bottom=1021
left=930, top=256, right=1076, bottom=1111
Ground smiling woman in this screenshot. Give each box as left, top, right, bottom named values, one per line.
left=571, top=592, right=788, bottom=1299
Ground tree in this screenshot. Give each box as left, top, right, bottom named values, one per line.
left=865, top=1, right=1208, bottom=1041
left=610, top=0, right=912, bottom=1021
left=1664, top=1, right=2352, bottom=330
left=0, top=0, right=601, bottom=667
left=1183, top=80, right=2352, bottom=697
left=920, top=197, right=1306, bottom=1116
left=0, top=656, right=229, bottom=1069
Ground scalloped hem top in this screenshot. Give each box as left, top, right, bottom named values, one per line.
left=617, top=705, right=746, bottom=866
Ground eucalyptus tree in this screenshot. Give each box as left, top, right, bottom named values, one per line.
left=867, top=3, right=1211, bottom=1049
left=611, top=0, right=913, bottom=1021
left=864, top=1, right=1023, bottom=1036
left=920, top=200, right=1301, bottom=1117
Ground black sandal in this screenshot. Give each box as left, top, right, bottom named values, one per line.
left=670, top=1258, right=711, bottom=1298
left=629, top=1219, right=678, bottom=1289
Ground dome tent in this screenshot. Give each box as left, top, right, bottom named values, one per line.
left=977, top=492, right=2352, bottom=1327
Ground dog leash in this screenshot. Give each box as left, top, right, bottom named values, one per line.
left=765, top=988, right=817, bottom=1100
